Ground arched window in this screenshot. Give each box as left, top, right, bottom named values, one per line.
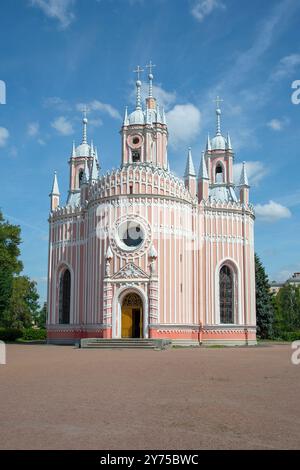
left=215, top=163, right=224, bottom=183
left=79, top=169, right=84, bottom=187
left=219, top=265, right=234, bottom=323
left=59, top=269, right=71, bottom=324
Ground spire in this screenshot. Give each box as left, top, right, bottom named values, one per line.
left=123, top=106, right=129, bottom=126
left=146, top=60, right=156, bottom=98
left=106, top=245, right=113, bottom=260
left=71, top=140, right=76, bottom=158
left=133, top=65, right=144, bottom=110
left=50, top=171, right=60, bottom=195
left=239, top=161, right=249, bottom=187
left=149, top=243, right=157, bottom=259
left=90, top=140, right=94, bottom=156
left=156, top=104, right=162, bottom=122
left=82, top=106, right=88, bottom=144
left=226, top=132, right=232, bottom=151
left=82, top=158, right=90, bottom=184
left=184, top=147, right=196, bottom=178
left=206, top=133, right=211, bottom=151
left=162, top=107, right=167, bottom=125
left=214, top=96, right=223, bottom=136
left=198, top=151, right=209, bottom=180
left=90, top=153, right=98, bottom=182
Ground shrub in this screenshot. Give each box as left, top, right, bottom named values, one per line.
left=21, top=328, right=47, bottom=341
left=0, top=327, right=23, bottom=342
left=275, top=331, right=300, bottom=342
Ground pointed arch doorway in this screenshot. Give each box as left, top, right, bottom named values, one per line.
left=121, top=293, right=143, bottom=338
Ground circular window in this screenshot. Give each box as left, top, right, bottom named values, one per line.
left=117, top=220, right=144, bottom=251
left=128, top=134, right=143, bottom=149
left=110, top=214, right=152, bottom=257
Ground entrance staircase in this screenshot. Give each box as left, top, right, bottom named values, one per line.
left=80, top=338, right=172, bottom=350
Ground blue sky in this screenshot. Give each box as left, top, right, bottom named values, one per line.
left=1, top=0, right=300, bottom=303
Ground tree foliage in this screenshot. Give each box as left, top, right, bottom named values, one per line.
left=0, top=210, right=40, bottom=329
left=255, top=253, right=274, bottom=339
left=273, top=283, right=300, bottom=339
left=0, top=211, right=23, bottom=319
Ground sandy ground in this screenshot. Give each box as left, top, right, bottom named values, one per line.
left=0, top=343, right=299, bottom=450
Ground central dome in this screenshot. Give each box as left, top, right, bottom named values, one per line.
left=211, top=134, right=227, bottom=151
left=128, top=109, right=145, bottom=125
left=75, top=143, right=90, bottom=157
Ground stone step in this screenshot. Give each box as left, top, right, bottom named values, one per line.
left=80, top=338, right=172, bottom=350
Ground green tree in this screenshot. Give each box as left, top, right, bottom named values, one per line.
left=0, top=211, right=23, bottom=323
left=274, top=283, right=300, bottom=335
left=255, top=254, right=274, bottom=339
left=34, top=301, right=47, bottom=328
left=3, top=276, right=40, bottom=329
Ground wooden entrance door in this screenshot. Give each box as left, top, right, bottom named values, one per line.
left=121, top=293, right=143, bottom=338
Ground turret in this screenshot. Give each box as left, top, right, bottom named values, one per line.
left=121, top=62, right=168, bottom=169
left=239, top=161, right=250, bottom=205
left=198, top=152, right=209, bottom=202
left=184, top=147, right=196, bottom=198
left=49, top=171, right=60, bottom=211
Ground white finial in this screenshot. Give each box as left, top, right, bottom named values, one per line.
left=206, top=134, right=211, bottom=151
left=123, top=106, right=129, bottom=126
left=149, top=243, right=157, bottom=259
left=162, top=107, right=167, bottom=125
left=146, top=60, right=156, bottom=98
left=90, top=153, right=98, bottom=181
left=226, top=132, right=232, bottom=151
left=239, top=161, right=249, bottom=187
left=214, top=96, right=223, bottom=136
left=72, top=140, right=76, bottom=157
left=106, top=245, right=113, bottom=260
left=198, top=151, right=209, bottom=180
left=184, top=147, right=196, bottom=178
left=133, top=65, right=144, bottom=110
left=51, top=171, right=60, bottom=195
left=82, top=106, right=88, bottom=144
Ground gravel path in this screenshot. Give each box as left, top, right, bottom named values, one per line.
left=0, top=344, right=299, bottom=449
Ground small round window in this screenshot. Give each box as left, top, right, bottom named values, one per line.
left=117, top=220, right=144, bottom=251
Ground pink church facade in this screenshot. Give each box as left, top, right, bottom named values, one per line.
left=47, top=67, right=256, bottom=346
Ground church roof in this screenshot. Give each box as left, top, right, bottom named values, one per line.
left=209, top=185, right=238, bottom=203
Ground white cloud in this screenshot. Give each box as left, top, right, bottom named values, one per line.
left=0, top=127, right=9, bottom=147
left=30, top=0, right=75, bottom=29
left=272, top=53, right=300, bottom=81
left=27, top=122, right=39, bottom=137
left=77, top=101, right=121, bottom=120
left=89, top=118, right=103, bottom=128
left=254, top=200, right=291, bottom=222
left=233, top=161, right=268, bottom=186
left=148, top=85, right=176, bottom=110
left=166, top=104, right=201, bottom=149
left=267, top=119, right=283, bottom=131
left=267, top=117, right=289, bottom=131
left=191, top=0, right=225, bottom=22
left=51, top=116, right=74, bottom=135
left=44, top=96, right=71, bottom=111
left=38, top=138, right=46, bottom=146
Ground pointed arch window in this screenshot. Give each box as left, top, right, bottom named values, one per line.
left=219, top=265, right=234, bottom=324
left=59, top=269, right=71, bottom=324
left=79, top=169, right=84, bottom=187
left=215, top=163, right=224, bottom=183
